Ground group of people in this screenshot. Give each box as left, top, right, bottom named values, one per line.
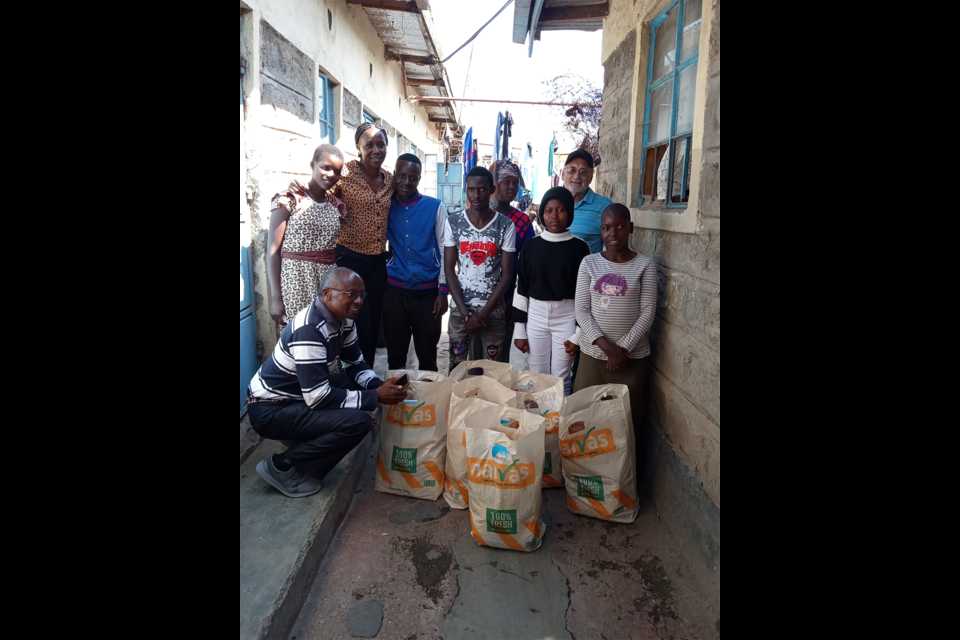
left=246, top=123, right=657, bottom=499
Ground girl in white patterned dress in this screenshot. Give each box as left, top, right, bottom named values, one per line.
left=267, top=144, right=346, bottom=328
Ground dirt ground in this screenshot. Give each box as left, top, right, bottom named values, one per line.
left=290, top=449, right=720, bottom=640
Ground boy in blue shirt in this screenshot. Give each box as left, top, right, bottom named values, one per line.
left=383, top=154, right=450, bottom=371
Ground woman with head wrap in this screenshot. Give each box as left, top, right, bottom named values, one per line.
left=486, top=159, right=536, bottom=363
left=512, top=187, right=592, bottom=393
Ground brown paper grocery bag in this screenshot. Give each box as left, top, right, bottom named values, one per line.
left=465, top=407, right=548, bottom=552
left=499, top=371, right=566, bottom=489
left=448, top=360, right=514, bottom=384
left=444, top=377, right=517, bottom=509
left=376, top=370, right=453, bottom=500
left=559, top=384, right=639, bottom=524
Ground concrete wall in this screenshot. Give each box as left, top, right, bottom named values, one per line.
left=597, top=30, right=636, bottom=206
left=598, top=0, right=721, bottom=614
left=240, top=0, right=447, bottom=358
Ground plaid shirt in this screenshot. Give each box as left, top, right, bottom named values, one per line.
left=506, top=207, right=535, bottom=255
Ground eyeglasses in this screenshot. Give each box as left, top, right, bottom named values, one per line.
left=327, top=289, right=368, bottom=301
left=563, top=167, right=594, bottom=178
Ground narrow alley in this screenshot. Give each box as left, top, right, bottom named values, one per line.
left=240, top=1, right=721, bottom=637
left=289, top=449, right=720, bottom=640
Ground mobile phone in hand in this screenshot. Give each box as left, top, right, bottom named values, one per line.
left=396, top=374, right=410, bottom=389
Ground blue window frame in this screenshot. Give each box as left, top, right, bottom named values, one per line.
left=638, top=0, right=703, bottom=208
left=363, top=111, right=376, bottom=124
left=318, top=72, right=335, bottom=144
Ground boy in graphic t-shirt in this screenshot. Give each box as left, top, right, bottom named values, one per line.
left=444, top=167, right=517, bottom=373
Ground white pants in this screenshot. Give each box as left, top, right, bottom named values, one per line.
left=526, top=299, right=577, bottom=389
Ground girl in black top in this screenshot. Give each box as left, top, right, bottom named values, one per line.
left=513, top=187, right=592, bottom=393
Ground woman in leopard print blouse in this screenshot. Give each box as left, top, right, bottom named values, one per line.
left=267, top=144, right=346, bottom=329
left=334, top=122, right=395, bottom=364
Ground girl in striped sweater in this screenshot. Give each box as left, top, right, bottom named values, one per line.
left=574, top=204, right=659, bottom=425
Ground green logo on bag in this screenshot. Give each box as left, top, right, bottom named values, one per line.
left=576, top=476, right=605, bottom=501
left=487, top=509, right=518, bottom=535
left=424, top=480, right=437, bottom=488
left=544, top=452, right=553, bottom=475
left=392, top=446, right=418, bottom=473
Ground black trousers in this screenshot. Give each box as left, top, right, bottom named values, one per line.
left=248, top=374, right=373, bottom=481
left=335, top=245, right=387, bottom=365
left=382, top=286, right=442, bottom=372
left=496, top=296, right=515, bottom=364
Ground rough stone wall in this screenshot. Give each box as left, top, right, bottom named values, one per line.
left=596, top=0, right=721, bottom=614
left=343, top=89, right=362, bottom=129
left=261, top=21, right=315, bottom=122
left=597, top=30, right=636, bottom=206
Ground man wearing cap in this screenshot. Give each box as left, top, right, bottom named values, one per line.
left=563, top=150, right=614, bottom=254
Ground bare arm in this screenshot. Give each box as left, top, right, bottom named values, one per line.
left=267, top=206, right=291, bottom=325
left=445, top=245, right=470, bottom=318
left=480, top=250, right=515, bottom=321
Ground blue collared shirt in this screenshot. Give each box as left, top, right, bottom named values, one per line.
left=568, top=188, right=614, bottom=254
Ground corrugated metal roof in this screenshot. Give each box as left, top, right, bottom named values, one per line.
left=540, top=20, right=603, bottom=32
left=513, top=1, right=608, bottom=50
left=354, top=1, right=463, bottom=152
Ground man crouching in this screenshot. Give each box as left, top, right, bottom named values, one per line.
left=246, top=267, right=407, bottom=498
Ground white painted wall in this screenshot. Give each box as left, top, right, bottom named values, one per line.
left=247, top=0, right=443, bottom=172
left=240, top=0, right=448, bottom=356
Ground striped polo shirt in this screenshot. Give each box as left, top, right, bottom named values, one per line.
left=249, top=300, right=382, bottom=410
left=575, top=253, right=659, bottom=360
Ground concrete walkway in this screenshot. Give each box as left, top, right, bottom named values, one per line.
left=240, top=333, right=553, bottom=640
left=290, top=453, right=720, bottom=640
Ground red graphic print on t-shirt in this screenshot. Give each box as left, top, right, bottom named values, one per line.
left=460, top=241, right=497, bottom=266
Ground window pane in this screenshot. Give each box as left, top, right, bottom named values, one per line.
left=644, top=144, right=669, bottom=199
left=669, top=137, right=692, bottom=203
left=648, top=79, right=674, bottom=144
left=652, top=7, right=678, bottom=84
left=681, top=0, right=703, bottom=62
left=677, top=63, right=698, bottom=135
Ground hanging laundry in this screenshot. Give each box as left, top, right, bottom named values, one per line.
left=494, top=113, right=505, bottom=163
left=501, top=112, right=514, bottom=161
left=463, top=127, right=477, bottom=173
left=522, top=143, right=534, bottom=189
left=548, top=137, right=557, bottom=177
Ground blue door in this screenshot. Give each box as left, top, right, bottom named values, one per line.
left=240, top=78, right=259, bottom=415
left=438, top=163, right=463, bottom=213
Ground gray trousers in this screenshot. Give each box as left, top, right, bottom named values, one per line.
left=448, top=302, right=507, bottom=374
